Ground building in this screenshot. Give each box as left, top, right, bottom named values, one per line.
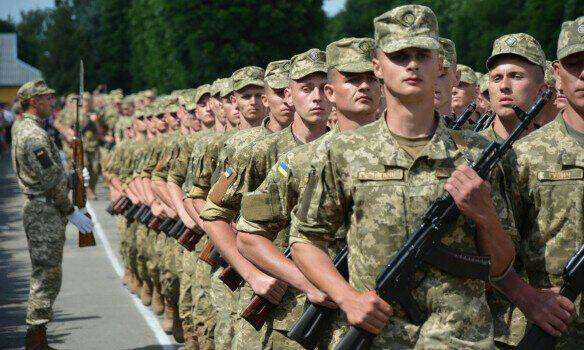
left=0, top=33, right=43, bottom=105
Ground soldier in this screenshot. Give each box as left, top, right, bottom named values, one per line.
left=290, top=5, right=517, bottom=348
left=434, top=37, right=459, bottom=124
left=452, top=64, right=479, bottom=123
left=476, top=73, right=492, bottom=117
left=11, top=80, right=93, bottom=349
left=200, top=48, right=331, bottom=350
left=236, top=37, right=381, bottom=349
left=499, top=17, right=583, bottom=349
left=535, top=60, right=562, bottom=128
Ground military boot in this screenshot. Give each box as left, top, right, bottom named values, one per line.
left=140, top=281, right=152, bottom=306
left=130, top=273, right=141, bottom=295
left=182, top=333, right=199, bottom=350
left=151, top=284, right=164, bottom=315
left=25, top=325, right=57, bottom=350
left=122, top=268, right=131, bottom=286
left=162, top=299, right=176, bottom=334
left=172, top=310, right=184, bottom=343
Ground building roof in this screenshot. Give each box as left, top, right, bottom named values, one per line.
left=0, top=33, right=43, bottom=87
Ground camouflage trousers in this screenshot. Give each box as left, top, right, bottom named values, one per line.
left=192, top=237, right=215, bottom=349
left=22, top=200, right=66, bottom=326
left=160, top=237, right=181, bottom=303
left=146, top=229, right=163, bottom=288
left=126, top=220, right=139, bottom=275
left=135, top=223, right=151, bottom=283
left=179, top=250, right=198, bottom=344
left=232, top=283, right=269, bottom=350
left=210, top=267, right=237, bottom=349
left=116, top=216, right=129, bottom=269
left=84, top=150, right=101, bottom=192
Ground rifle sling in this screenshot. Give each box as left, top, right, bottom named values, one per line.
left=422, top=243, right=491, bottom=281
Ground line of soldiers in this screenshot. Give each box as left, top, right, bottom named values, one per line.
left=103, top=5, right=582, bottom=350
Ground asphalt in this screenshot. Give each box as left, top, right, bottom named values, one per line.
left=0, top=152, right=180, bottom=350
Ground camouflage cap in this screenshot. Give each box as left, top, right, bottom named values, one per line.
left=219, top=77, right=235, bottom=98
left=210, top=79, right=223, bottom=97
left=326, top=37, right=375, bottom=73
left=439, top=37, right=457, bottom=68
left=479, top=73, right=490, bottom=94
left=143, top=89, right=156, bottom=98
left=486, top=33, right=546, bottom=70
left=289, top=48, right=327, bottom=80
left=544, top=60, right=556, bottom=87
left=17, top=80, right=55, bottom=102
left=457, top=64, right=477, bottom=85
left=232, top=66, right=265, bottom=91
left=162, top=97, right=180, bottom=114
left=264, top=60, right=291, bottom=89
left=179, top=93, right=197, bottom=110
left=557, top=16, right=584, bottom=60
left=66, top=93, right=77, bottom=103
left=82, top=92, right=92, bottom=100
left=194, top=84, right=212, bottom=104
left=374, top=5, right=440, bottom=54
left=474, top=71, right=483, bottom=81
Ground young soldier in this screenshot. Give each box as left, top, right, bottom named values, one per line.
left=452, top=64, right=479, bottom=123
left=12, top=80, right=93, bottom=349
left=236, top=37, right=381, bottom=349
left=434, top=37, right=459, bottom=124
left=536, top=60, right=562, bottom=128
left=476, top=73, right=492, bottom=117
left=502, top=17, right=583, bottom=349
left=290, top=5, right=516, bottom=348
left=200, top=49, right=331, bottom=350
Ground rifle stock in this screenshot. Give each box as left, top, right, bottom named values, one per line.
left=178, top=226, right=204, bottom=251
left=219, top=265, right=243, bottom=291
left=148, top=216, right=162, bottom=230
left=72, top=136, right=96, bottom=247
left=334, top=91, right=553, bottom=350
left=516, top=244, right=584, bottom=350
left=114, top=197, right=130, bottom=214
left=241, top=294, right=274, bottom=331
left=199, top=241, right=220, bottom=268
left=106, top=197, right=123, bottom=215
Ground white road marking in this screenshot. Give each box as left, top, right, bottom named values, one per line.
left=86, top=202, right=175, bottom=348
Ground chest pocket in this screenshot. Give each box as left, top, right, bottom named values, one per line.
left=535, top=152, right=584, bottom=278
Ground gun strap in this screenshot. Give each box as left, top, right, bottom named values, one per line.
left=423, top=243, right=491, bottom=281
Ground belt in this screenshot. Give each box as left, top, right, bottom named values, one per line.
left=26, top=194, right=52, bottom=204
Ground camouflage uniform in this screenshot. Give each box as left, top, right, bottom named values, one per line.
left=11, top=81, right=73, bottom=327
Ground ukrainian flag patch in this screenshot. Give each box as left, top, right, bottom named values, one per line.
left=278, top=161, right=289, bottom=177
left=224, top=167, right=234, bottom=178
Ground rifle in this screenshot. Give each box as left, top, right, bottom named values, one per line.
left=133, top=204, right=149, bottom=222
left=159, top=218, right=176, bottom=236
left=148, top=216, right=162, bottom=231
left=114, top=197, right=131, bottom=214
left=106, top=197, right=124, bottom=215
left=473, top=111, right=495, bottom=132
left=178, top=226, right=204, bottom=251
left=72, top=59, right=96, bottom=248
left=168, top=220, right=185, bottom=239
left=199, top=241, right=222, bottom=268
left=140, top=207, right=153, bottom=225
left=287, top=245, right=348, bottom=349
left=516, top=244, right=584, bottom=350
left=451, top=102, right=477, bottom=130
left=335, top=90, right=553, bottom=350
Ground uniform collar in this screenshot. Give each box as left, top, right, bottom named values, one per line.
left=22, top=112, right=45, bottom=127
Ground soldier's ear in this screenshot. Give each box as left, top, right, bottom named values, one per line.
left=553, top=61, right=563, bottom=91
left=372, top=52, right=383, bottom=80
left=230, top=94, right=237, bottom=105
left=324, top=83, right=335, bottom=104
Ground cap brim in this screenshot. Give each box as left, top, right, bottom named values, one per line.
left=378, top=36, right=440, bottom=54
left=486, top=52, right=543, bottom=70
left=265, top=76, right=289, bottom=89
left=334, top=61, right=374, bottom=74
left=235, top=79, right=265, bottom=92
left=290, top=66, right=327, bottom=80
left=557, top=44, right=584, bottom=60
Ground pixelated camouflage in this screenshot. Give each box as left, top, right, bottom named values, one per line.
left=289, top=48, right=327, bottom=80
left=232, top=66, right=265, bottom=91
left=265, top=60, right=291, bottom=89
left=17, top=80, right=55, bottom=102
left=458, top=64, right=477, bottom=85
left=194, top=84, right=212, bottom=104
left=326, top=37, right=375, bottom=73
left=544, top=60, right=556, bottom=87
left=439, top=37, right=457, bottom=68
left=374, top=5, right=440, bottom=54
left=557, top=16, right=584, bottom=60
left=479, top=73, right=490, bottom=93
left=486, top=33, right=546, bottom=70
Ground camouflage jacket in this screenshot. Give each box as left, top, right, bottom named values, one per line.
left=289, top=117, right=519, bottom=349
left=11, top=113, right=73, bottom=216
left=167, top=129, right=214, bottom=187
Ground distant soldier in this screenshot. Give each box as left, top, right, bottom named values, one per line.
left=434, top=37, right=459, bottom=124
left=452, top=64, right=479, bottom=124
left=11, top=80, right=93, bottom=349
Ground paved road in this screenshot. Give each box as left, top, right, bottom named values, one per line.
left=0, top=154, right=180, bottom=350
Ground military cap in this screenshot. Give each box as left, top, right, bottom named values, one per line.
left=121, top=99, right=134, bottom=109
left=289, top=48, right=327, bottom=80
left=17, top=80, right=55, bottom=102
left=232, top=66, right=265, bottom=91
left=557, top=16, right=584, bottom=60
left=143, top=89, right=157, bottom=99
left=162, top=97, right=180, bottom=114
left=544, top=60, right=556, bottom=87
left=211, top=79, right=223, bottom=97
left=326, top=37, right=375, bottom=73
left=194, top=84, right=212, bottom=104
left=374, top=5, right=440, bottom=54
left=457, top=64, right=477, bottom=85
left=82, top=92, right=92, bottom=100
left=66, top=93, right=77, bottom=103
left=479, top=73, right=490, bottom=94
left=264, top=60, right=291, bottom=89
left=179, top=93, right=197, bottom=111
left=486, top=33, right=546, bottom=70
left=439, top=37, right=457, bottom=68
left=474, top=71, right=483, bottom=81
left=212, top=78, right=234, bottom=98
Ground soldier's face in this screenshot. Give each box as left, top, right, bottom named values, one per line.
left=287, top=73, right=330, bottom=125
left=325, top=70, right=380, bottom=119
left=262, top=86, right=294, bottom=126
left=452, top=82, right=478, bottom=114
left=221, top=96, right=240, bottom=126
left=165, top=112, right=179, bottom=129
left=212, top=97, right=226, bottom=125
left=134, top=117, right=146, bottom=132
left=476, top=92, right=491, bottom=114
left=233, top=86, right=266, bottom=122
left=489, top=57, right=546, bottom=122
left=555, top=52, right=584, bottom=112
left=33, top=94, right=55, bottom=118
left=195, top=95, right=215, bottom=126
left=373, top=48, right=440, bottom=102
left=434, top=66, right=459, bottom=112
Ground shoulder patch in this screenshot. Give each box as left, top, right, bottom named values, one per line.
left=32, top=147, right=53, bottom=169
left=278, top=161, right=289, bottom=177
left=208, top=167, right=237, bottom=205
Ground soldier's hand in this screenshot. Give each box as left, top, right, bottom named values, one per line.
left=523, top=287, right=575, bottom=337
left=249, top=272, right=287, bottom=305
left=305, top=286, right=337, bottom=309
left=444, top=164, right=497, bottom=227
left=339, top=290, right=392, bottom=335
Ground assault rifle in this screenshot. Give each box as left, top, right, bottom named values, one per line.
left=72, top=59, right=96, bottom=247
left=517, top=244, right=584, bottom=350
left=473, top=111, right=495, bottom=132
left=178, top=225, right=204, bottom=251
left=334, top=90, right=553, bottom=350
left=451, top=102, right=477, bottom=130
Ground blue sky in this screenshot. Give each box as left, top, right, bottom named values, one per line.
left=0, top=0, right=348, bottom=21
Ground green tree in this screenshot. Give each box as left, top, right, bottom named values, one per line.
left=0, top=18, right=16, bottom=32
left=14, top=9, right=50, bottom=68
